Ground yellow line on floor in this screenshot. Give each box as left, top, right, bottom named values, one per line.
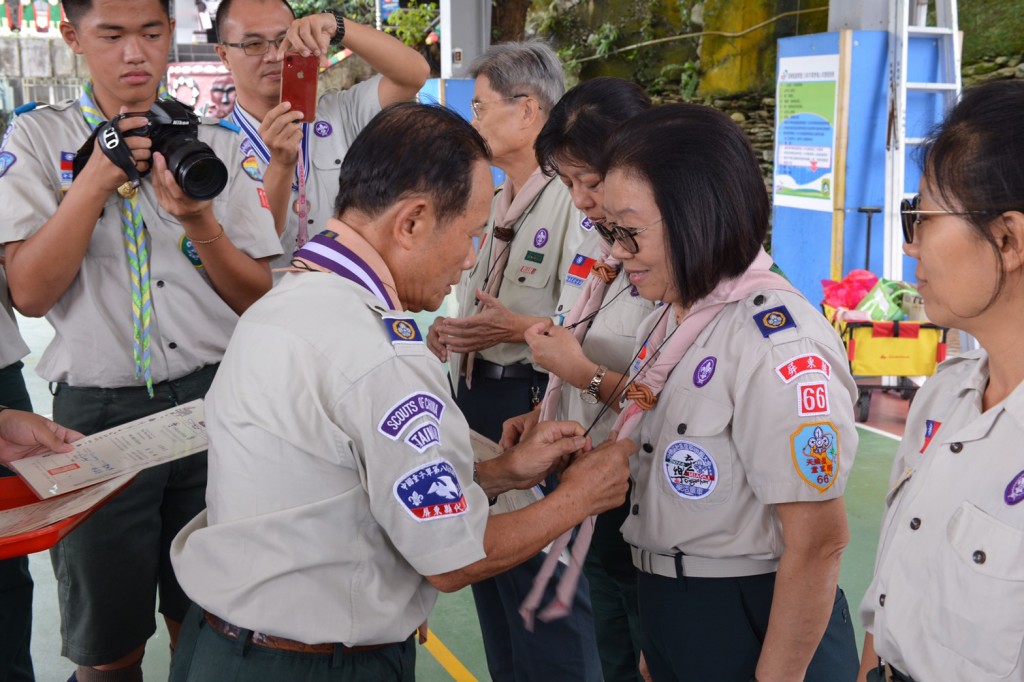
left=423, top=629, right=478, bottom=682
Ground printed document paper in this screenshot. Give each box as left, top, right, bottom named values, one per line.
left=10, top=400, right=207, bottom=499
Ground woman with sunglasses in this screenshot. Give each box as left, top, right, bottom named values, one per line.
left=500, top=77, right=656, bottom=682
left=857, top=80, right=1024, bottom=682
left=599, top=103, right=861, bottom=681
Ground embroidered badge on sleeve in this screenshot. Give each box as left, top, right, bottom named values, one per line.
left=394, top=459, right=469, bottom=522
left=378, top=392, right=445, bottom=440
left=754, top=305, right=797, bottom=338
left=382, top=316, right=424, bottom=345
left=797, top=381, right=830, bottom=417
left=775, top=354, right=831, bottom=383
left=790, top=422, right=840, bottom=492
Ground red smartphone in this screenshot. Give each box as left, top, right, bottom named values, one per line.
left=280, top=53, right=319, bottom=123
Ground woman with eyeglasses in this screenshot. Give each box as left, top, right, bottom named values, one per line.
left=497, top=77, right=656, bottom=682
left=857, top=80, right=1024, bottom=682
left=598, top=103, right=861, bottom=681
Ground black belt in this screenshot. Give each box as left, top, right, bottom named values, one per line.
left=881, top=663, right=915, bottom=682
left=473, top=359, right=538, bottom=381
left=203, top=611, right=406, bottom=655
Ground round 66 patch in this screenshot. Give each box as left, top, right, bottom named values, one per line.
left=663, top=440, right=718, bottom=499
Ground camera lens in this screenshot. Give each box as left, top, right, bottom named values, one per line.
left=165, top=142, right=228, bottom=200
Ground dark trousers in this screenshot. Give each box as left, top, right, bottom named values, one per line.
left=638, top=572, right=858, bottom=682
left=456, top=371, right=602, bottom=682
left=50, top=365, right=216, bottom=666
left=0, top=361, right=35, bottom=682
left=169, top=604, right=416, bottom=682
left=583, top=495, right=643, bottom=682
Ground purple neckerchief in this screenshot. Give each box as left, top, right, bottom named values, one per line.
left=292, top=232, right=397, bottom=309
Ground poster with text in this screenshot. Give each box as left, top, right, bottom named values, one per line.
left=774, top=55, right=840, bottom=213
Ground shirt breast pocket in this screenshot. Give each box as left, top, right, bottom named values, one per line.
left=656, top=392, right=734, bottom=507
left=87, top=195, right=132, bottom=258
left=924, top=501, right=1024, bottom=677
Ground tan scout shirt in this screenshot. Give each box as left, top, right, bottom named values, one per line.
left=0, top=268, right=29, bottom=369
left=623, top=289, right=858, bottom=561
left=860, top=350, right=1024, bottom=682
left=454, top=177, right=585, bottom=371
left=0, top=100, right=281, bottom=387
left=171, top=272, right=489, bottom=646
left=230, top=76, right=382, bottom=271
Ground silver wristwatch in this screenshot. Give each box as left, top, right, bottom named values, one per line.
left=579, top=365, right=607, bottom=405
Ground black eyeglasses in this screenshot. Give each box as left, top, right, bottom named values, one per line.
left=590, top=219, right=616, bottom=246
left=470, top=94, right=529, bottom=118
left=605, top=218, right=664, bottom=254
left=221, top=37, right=286, bottom=57
left=899, top=194, right=989, bottom=243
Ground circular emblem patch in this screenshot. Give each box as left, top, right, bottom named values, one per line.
left=763, top=310, right=787, bottom=329
left=1005, top=470, right=1024, bottom=505
left=313, top=120, right=333, bottom=137
left=178, top=234, right=203, bottom=268
left=663, top=440, right=718, bottom=499
left=392, top=320, right=416, bottom=341
left=693, top=356, right=717, bottom=388
left=533, top=228, right=549, bottom=248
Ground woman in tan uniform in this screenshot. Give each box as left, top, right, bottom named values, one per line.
left=858, top=79, right=1024, bottom=682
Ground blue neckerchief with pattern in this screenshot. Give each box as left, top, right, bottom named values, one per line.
left=78, top=80, right=167, bottom=397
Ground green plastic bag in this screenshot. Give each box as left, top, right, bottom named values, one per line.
left=855, top=279, right=920, bottom=321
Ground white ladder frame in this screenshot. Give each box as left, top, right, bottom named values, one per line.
left=884, top=0, right=962, bottom=281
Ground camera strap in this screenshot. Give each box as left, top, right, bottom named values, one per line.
left=72, top=122, right=143, bottom=193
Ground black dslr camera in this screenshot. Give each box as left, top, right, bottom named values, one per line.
left=73, top=99, right=228, bottom=200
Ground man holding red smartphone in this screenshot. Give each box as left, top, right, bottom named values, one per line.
left=214, top=0, right=430, bottom=273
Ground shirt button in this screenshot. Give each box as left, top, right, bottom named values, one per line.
left=677, top=423, right=687, bottom=435
left=631, top=504, right=639, bottom=515
left=308, top=219, right=315, bottom=224
left=879, top=593, right=886, bottom=606
left=973, top=550, right=986, bottom=564
left=753, top=294, right=766, bottom=306
left=334, top=159, right=341, bottom=164
left=950, top=442, right=964, bottom=453
left=909, top=517, right=921, bottom=530
left=156, top=280, right=165, bottom=288
left=557, top=305, right=564, bottom=312
left=168, top=342, right=178, bottom=350
left=642, top=443, right=653, bottom=453
left=518, top=276, right=526, bottom=283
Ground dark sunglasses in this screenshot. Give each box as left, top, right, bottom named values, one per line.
left=603, top=218, right=663, bottom=254
left=899, top=194, right=990, bottom=243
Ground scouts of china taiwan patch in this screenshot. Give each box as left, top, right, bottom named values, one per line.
left=754, top=305, right=797, bottom=337
left=405, top=420, right=441, bottom=454
left=382, top=316, right=423, bottom=345
left=663, top=440, right=718, bottom=499
left=378, top=392, right=445, bottom=441
left=394, top=459, right=468, bottom=522
left=790, top=422, right=840, bottom=492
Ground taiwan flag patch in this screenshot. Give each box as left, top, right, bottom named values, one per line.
left=568, top=254, right=596, bottom=279
left=393, top=459, right=468, bottom=522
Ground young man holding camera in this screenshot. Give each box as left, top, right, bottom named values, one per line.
left=0, top=0, right=279, bottom=679
left=213, top=0, right=429, bottom=270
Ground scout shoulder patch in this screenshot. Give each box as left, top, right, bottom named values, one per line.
left=405, top=420, right=442, bottom=454
left=663, top=440, right=718, bottom=499
left=382, top=316, right=423, bottom=345
left=394, top=459, right=469, bottom=522
left=0, top=151, right=16, bottom=179
left=796, top=381, right=830, bottom=417
left=775, top=354, right=831, bottom=383
left=378, top=392, right=445, bottom=440
left=753, top=305, right=797, bottom=337
left=693, top=356, right=717, bottom=388
left=790, top=421, right=839, bottom=492
left=1004, top=470, right=1024, bottom=506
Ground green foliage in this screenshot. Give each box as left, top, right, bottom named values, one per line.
left=586, top=22, right=621, bottom=59
left=385, top=2, right=439, bottom=47
left=291, top=0, right=375, bottom=25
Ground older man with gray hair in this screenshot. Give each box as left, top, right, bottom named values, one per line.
left=428, top=42, right=603, bottom=682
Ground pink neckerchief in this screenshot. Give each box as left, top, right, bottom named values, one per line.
left=520, top=249, right=798, bottom=629
left=537, top=239, right=618, bottom=423
left=461, top=168, right=553, bottom=389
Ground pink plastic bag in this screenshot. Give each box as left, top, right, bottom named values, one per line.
left=821, top=270, right=878, bottom=310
